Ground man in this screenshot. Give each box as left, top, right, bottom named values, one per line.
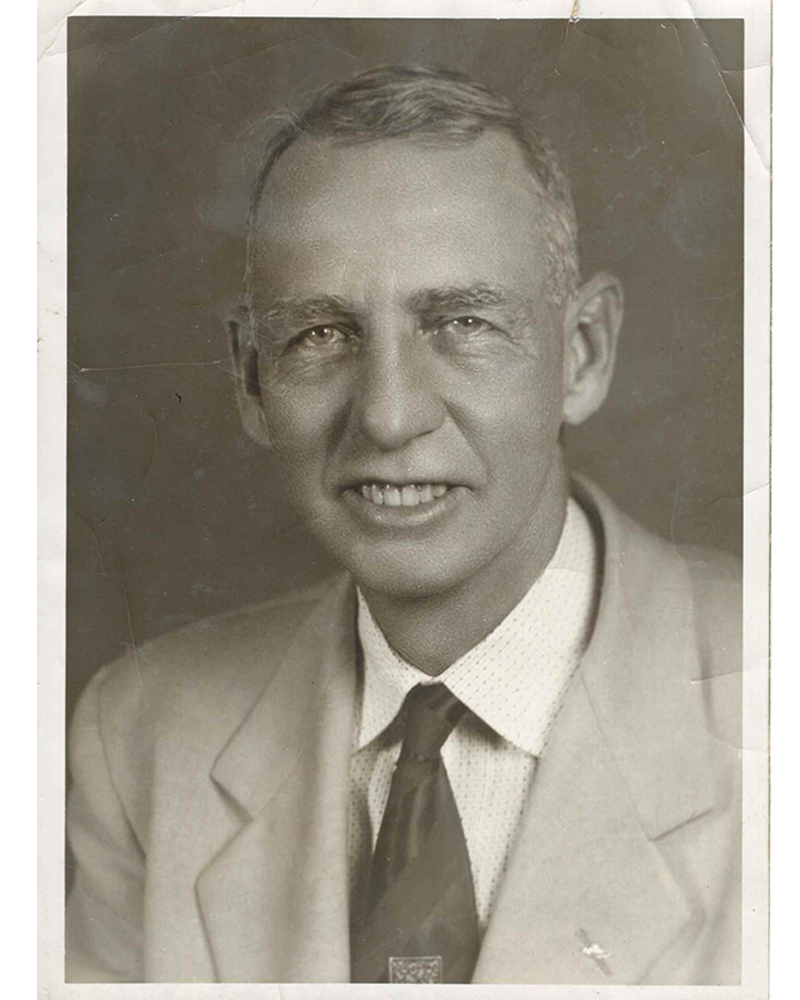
left=66, top=65, right=742, bottom=985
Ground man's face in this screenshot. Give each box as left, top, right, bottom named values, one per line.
left=249, top=133, right=570, bottom=600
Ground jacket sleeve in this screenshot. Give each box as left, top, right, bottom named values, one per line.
left=66, top=666, right=146, bottom=983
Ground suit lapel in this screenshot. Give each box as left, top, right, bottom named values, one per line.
left=196, top=576, right=357, bottom=983
left=194, top=479, right=719, bottom=984
left=475, top=479, right=717, bottom=984
left=472, top=676, right=696, bottom=984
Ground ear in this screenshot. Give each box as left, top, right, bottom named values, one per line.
left=227, top=307, right=272, bottom=448
left=561, top=272, right=624, bottom=426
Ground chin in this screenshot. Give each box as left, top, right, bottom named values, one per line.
left=341, top=547, right=484, bottom=602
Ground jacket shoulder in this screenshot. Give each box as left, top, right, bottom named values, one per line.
left=619, top=521, right=742, bottom=742
left=577, top=474, right=742, bottom=676
left=71, top=575, right=346, bottom=781
left=615, top=517, right=742, bottom=750
left=677, top=542, right=742, bottom=750
left=574, top=476, right=743, bottom=753
left=678, top=542, right=742, bottom=666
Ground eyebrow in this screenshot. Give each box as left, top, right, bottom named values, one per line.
left=258, top=295, right=357, bottom=332
left=404, top=283, right=516, bottom=317
left=256, top=282, right=518, bottom=334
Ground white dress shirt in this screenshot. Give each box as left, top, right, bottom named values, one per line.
left=348, top=496, right=598, bottom=933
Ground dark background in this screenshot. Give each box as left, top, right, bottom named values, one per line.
left=67, top=17, right=743, bottom=724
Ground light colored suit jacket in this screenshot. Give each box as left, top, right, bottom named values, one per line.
left=66, top=478, right=742, bottom=984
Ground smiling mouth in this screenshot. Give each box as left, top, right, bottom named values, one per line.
left=355, top=482, right=452, bottom=507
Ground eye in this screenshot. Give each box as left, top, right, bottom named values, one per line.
left=290, top=325, right=351, bottom=350
left=438, top=315, right=494, bottom=336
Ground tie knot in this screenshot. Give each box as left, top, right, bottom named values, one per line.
left=398, top=684, right=466, bottom=763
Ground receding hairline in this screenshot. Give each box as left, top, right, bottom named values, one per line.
left=251, top=127, right=544, bottom=221
left=244, top=65, right=581, bottom=305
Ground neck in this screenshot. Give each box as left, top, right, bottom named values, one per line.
left=359, top=465, right=570, bottom=676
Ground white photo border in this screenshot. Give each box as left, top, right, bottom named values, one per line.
left=38, top=3, right=771, bottom=998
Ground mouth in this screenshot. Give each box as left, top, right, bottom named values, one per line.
left=354, top=481, right=452, bottom=508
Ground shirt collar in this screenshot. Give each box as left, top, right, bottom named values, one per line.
left=356, top=496, right=598, bottom=756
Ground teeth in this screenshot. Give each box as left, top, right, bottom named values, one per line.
left=356, top=482, right=451, bottom=507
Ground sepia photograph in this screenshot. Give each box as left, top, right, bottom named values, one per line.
left=37, top=4, right=769, bottom=994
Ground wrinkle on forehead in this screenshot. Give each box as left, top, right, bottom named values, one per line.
left=249, top=133, right=554, bottom=314
left=254, top=131, right=543, bottom=236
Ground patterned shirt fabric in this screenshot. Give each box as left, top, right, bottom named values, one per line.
left=348, top=496, right=599, bottom=934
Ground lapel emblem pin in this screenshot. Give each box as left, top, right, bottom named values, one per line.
left=577, top=929, right=613, bottom=977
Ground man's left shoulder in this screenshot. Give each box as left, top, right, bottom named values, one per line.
left=578, top=476, right=742, bottom=678
left=576, top=477, right=743, bottom=747
left=616, top=516, right=743, bottom=750
left=676, top=541, right=742, bottom=665
left=619, top=512, right=741, bottom=652
left=674, top=540, right=742, bottom=749
left=622, top=515, right=741, bottom=666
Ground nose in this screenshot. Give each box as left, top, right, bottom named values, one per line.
left=354, top=335, right=445, bottom=451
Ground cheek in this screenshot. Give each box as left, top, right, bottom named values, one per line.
left=267, top=406, right=321, bottom=472
left=262, top=379, right=343, bottom=485
left=454, top=350, right=564, bottom=456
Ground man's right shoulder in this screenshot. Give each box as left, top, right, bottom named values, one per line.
left=72, top=574, right=348, bottom=750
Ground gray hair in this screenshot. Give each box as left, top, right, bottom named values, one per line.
left=245, top=64, right=580, bottom=306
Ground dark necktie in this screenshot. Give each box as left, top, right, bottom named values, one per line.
left=351, top=683, right=480, bottom=984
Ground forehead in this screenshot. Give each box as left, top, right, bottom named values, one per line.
left=250, top=132, right=551, bottom=304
